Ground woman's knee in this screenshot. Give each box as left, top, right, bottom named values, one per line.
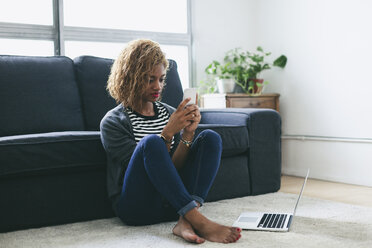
left=139, top=134, right=164, bottom=148
left=198, top=129, right=222, bottom=145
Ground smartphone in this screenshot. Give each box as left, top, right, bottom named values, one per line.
left=183, top=88, right=197, bottom=105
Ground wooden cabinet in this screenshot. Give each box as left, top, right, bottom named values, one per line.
left=225, top=93, right=280, bottom=112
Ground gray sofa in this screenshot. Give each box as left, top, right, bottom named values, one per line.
left=0, top=55, right=281, bottom=233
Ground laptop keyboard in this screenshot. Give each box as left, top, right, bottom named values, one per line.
left=257, top=214, right=287, bottom=229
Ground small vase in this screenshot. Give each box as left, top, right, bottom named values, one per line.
left=217, top=78, right=235, bottom=93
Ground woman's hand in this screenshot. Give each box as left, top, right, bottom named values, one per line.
left=162, top=98, right=200, bottom=140
left=183, top=104, right=201, bottom=135
left=169, top=99, right=201, bottom=169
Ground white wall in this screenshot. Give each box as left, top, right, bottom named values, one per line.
left=192, top=0, right=372, bottom=187
left=191, top=0, right=257, bottom=84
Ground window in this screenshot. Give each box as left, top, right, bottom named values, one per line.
left=161, top=45, right=189, bottom=90
left=0, top=0, right=53, bottom=25
left=0, top=0, right=192, bottom=88
left=64, top=0, right=187, bottom=33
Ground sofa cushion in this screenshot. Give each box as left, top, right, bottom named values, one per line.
left=0, top=131, right=106, bottom=177
left=196, top=124, right=249, bottom=157
left=73, top=56, right=117, bottom=131
left=0, top=55, right=85, bottom=136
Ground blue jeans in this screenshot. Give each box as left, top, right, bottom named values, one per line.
left=116, top=130, right=222, bottom=226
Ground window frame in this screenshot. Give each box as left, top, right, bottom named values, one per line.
left=0, top=0, right=193, bottom=87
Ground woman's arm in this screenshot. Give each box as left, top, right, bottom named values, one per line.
left=170, top=129, right=195, bottom=170
left=161, top=99, right=201, bottom=170
left=100, top=109, right=138, bottom=170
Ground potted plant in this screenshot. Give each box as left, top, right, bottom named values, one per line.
left=224, top=47, right=287, bottom=95
left=204, top=60, right=235, bottom=93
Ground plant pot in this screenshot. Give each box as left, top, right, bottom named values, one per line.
left=248, top=78, right=264, bottom=95
left=233, top=79, right=264, bottom=95
left=216, top=78, right=235, bottom=93
left=233, top=83, right=245, bottom=93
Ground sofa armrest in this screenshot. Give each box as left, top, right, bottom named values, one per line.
left=200, top=108, right=282, bottom=195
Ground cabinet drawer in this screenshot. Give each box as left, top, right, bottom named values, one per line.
left=228, top=97, right=276, bottom=109
left=222, top=93, right=280, bottom=111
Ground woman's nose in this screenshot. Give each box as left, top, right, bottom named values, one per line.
left=153, top=80, right=162, bottom=90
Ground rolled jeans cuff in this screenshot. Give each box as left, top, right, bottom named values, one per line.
left=191, top=195, right=204, bottom=206
left=177, top=200, right=198, bottom=216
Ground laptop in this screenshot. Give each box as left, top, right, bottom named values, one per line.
left=233, top=169, right=310, bottom=232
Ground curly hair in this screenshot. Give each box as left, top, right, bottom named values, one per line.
left=107, top=39, right=169, bottom=110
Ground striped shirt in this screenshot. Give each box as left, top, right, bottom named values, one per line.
left=125, top=102, right=174, bottom=147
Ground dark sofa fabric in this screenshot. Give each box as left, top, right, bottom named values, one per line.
left=73, top=56, right=117, bottom=131
left=0, top=56, right=84, bottom=136
left=0, top=131, right=105, bottom=176
left=0, top=132, right=112, bottom=232
left=200, top=109, right=282, bottom=195
left=195, top=124, right=249, bottom=157
left=0, top=132, right=112, bottom=231
left=0, top=55, right=281, bottom=233
left=207, top=155, right=251, bottom=201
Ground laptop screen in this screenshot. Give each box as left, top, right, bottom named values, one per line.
left=289, top=168, right=310, bottom=231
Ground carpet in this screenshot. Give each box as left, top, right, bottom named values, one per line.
left=1, top=192, right=372, bottom=248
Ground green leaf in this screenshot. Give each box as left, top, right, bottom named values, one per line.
left=262, top=64, right=270, bottom=70
left=273, top=55, right=287, bottom=68
left=257, top=46, right=263, bottom=52
left=251, top=56, right=262, bottom=63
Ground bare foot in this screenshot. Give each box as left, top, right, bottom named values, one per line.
left=173, top=217, right=205, bottom=244
left=184, top=209, right=242, bottom=243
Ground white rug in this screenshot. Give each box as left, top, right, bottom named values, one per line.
left=1, top=192, right=372, bottom=248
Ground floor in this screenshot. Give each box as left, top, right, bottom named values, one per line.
left=279, top=175, right=372, bottom=208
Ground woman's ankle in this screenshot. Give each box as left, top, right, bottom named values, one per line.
left=183, top=208, right=209, bottom=229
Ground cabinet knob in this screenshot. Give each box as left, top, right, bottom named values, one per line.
left=249, top=102, right=260, bottom=107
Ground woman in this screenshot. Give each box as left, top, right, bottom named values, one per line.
left=100, top=39, right=241, bottom=244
